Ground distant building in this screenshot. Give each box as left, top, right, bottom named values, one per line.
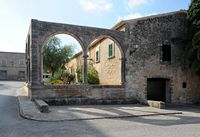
left=0, top=52, right=26, bottom=81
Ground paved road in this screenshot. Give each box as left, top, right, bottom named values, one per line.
left=0, top=81, right=200, bottom=137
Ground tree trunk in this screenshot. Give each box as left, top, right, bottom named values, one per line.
left=52, top=71, right=55, bottom=78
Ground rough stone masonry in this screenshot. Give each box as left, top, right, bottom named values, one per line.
left=26, top=11, right=200, bottom=105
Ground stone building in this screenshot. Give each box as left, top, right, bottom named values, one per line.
left=0, top=52, right=26, bottom=81
left=66, top=36, right=122, bottom=85
left=124, top=12, right=200, bottom=104
left=26, top=11, right=200, bottom=105
left=66, top=23, right=126, bottom=85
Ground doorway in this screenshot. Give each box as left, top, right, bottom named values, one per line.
left=147, top=78, right=170, bottom=102
left=0, top=70, right=7, bottom=80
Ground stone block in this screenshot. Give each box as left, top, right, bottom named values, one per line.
left=147, top=100, right=165, bottom=109
left=34, top=99, right=49, bottom=113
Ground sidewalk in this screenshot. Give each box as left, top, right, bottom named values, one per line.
left=17, top=88, right=183, bottom=122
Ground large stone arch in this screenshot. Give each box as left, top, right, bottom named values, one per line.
left=39, top=31, right=84, bottom=84
left=27, top=19, right=125, bottom=86
left=87, top=35, right=125, bottom=85
left=39, top=31, right=85, bottom=53
left=87, top=35, right=125, bottom=58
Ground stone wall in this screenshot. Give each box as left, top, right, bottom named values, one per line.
left=125, top=11, right=200, bottom=104
left=93, top=38, right=122, bottom=85
left=65, top=52, right=83, bottom=83
left=26, top=11, right=200, bottom=105
left=29, top=85, right=137, bottom=105
left=26, top=19, right=125, bottom=86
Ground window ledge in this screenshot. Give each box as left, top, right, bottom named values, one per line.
left=108, top=55, right=115, bottom=59
left=95, top=60, right=100, bottom=63
left=160, top=61, right=171, bottom=65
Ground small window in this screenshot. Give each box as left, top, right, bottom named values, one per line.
left=18, top=71, right=25, bottom=80
left=69, top=67, right=72, bottom=74
left=161, top=43, right=171, bottom=62
left=10, top=61, right=14, bottom=66
left=95, top=49, right=100, bottom=63
left=0, top=70, right=7, bottom=80
left=108, top=43, right=114, bottom=58
left=182, top=82, right=187, bottom=88
left=1, top=59, right=7, bottom=66
left=19, top=59, right=24, bottom=65
left=78, top=59, right=82, bottom=66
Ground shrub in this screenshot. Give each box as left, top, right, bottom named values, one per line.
left=47, top=69, right=75, bottom=84
left=50, top=80, right=64, bottom=85
left=76, top=67, right=82, bottom=83
left=62, top=71, right=75, bottom=84
left=48, top=69, right=63, bottom=82
left=76, top=64, right=99, bottom=84
left=87, top=65, right=99, bottom=84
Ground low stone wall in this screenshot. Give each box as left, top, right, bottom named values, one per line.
left=28, top=84, right=137, bottom=105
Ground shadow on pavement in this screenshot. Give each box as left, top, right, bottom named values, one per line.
left=0, top=81, right=109, bottom=137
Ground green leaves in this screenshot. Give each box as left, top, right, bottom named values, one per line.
left=191, top=59, right=200, bottom=75
left=43, top=36, right=74, bottom=77
left=192, top=31, right=200, bottom=46
left=76, top=63, right=100, bottom=84
left=187, top=0, right=200, bottom=28
left=186, top=0, right=200, bottom=76
left=87, top=64, right=99, bottom=84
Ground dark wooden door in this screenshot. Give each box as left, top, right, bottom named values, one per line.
left=0, top=70, right=7, bottom=80
left=147, top=78, right=166, bottom=102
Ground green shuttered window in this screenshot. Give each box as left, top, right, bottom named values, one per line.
left=96, top=50, right=100, bottom=62
left=108, top=44, right=113, bottom=58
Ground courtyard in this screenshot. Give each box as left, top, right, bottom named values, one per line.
left=0, top=0, right=200, bottom=137
left=0, top=81, right=200, bottom=137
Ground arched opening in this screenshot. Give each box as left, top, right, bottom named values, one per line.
left=41, top=33, right=83, bottom=85
left=86, top=36, right=124, bottom=85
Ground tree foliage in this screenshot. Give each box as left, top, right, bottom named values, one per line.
left=187, top=0, right=200, bottom=75
left=43, top=36, right=74, bottom=77
left=48, top=68, right=75, bottom=85
left=87, top=63, right=100, bottom=84
left=76, top=62, right=99, bottom=84
left=188, top=0, right=200, bottom=29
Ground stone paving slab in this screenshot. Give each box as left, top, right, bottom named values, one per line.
left=17, top=88, right=182, bottom=122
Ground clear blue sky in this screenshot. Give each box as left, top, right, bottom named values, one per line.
left=0, top=0, right=191, bottom=53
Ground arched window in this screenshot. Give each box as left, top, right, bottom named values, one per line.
left=86, top=36, right=124, bottom=85
left=41, top=33, right=82, bottom=85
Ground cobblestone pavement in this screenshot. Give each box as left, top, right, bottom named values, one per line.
left=0, top=81, right=200, bottom=137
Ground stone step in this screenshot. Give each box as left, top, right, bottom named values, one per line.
left=34, top=99, right=49, bottom=113
left=147, top=100, right=165, bottom=109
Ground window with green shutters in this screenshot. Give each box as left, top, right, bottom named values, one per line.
left=95, top=50, right=100, bottom=62
left=108, top=43, right=114, bottom=58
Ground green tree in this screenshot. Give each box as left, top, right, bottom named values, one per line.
left=188, top=0, right=200, bottom=28
left=187, top=0, right=200, bottom=75
left=43, top=36, right=74, bottom=77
